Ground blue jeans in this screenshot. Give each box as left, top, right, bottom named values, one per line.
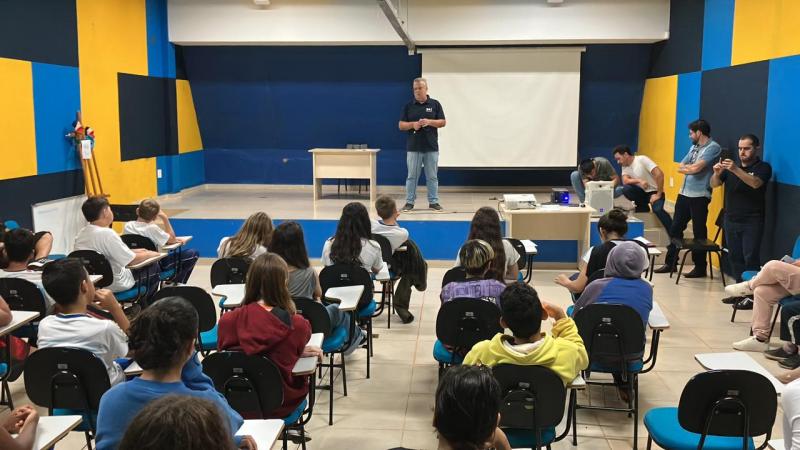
left=621, top=184, right=673, bottom=232
left=569, top=171, right=623, bottom=204
left=406, top=151, right=439, bottom=205
left=325, top=304, right=365, bottom=355
left=724, top=217, right=763, bottom=282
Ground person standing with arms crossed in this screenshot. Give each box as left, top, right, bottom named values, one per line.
left=654, top=119, right=721, bottom=277
left=399, top=78, right=446, bottom=212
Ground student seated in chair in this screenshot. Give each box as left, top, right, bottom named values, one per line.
left=0, top=223, right=52, bottom=270
left=0, top=228, right=56, bottom=312
left=74, top=196, right=161, bottom=294
left=123, top=198, right=199, bottom=284
left=0, top=405, right=39, bottom=450
left=463, top=283, right=588, bottom=385
left=217, top=212, right=273, bottom=260
left=441, top=239, right=506, bottom=307
left=218, top=253, right=323, bottom=419
left=434, top=365, right=511, bottom=450
left=456, top=207, right=519, bottom=283
left=0, top=296, right=10, bottom=327
left=38, top=258, right=130, bottom=385
left=95, top=297, right=251, bottom=450
left=554, top=208, right=629, bottom=296
left=321, top=202, right=386, bottom=276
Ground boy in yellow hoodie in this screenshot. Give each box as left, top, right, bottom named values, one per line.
left=463, top=282, right=589, bottom=385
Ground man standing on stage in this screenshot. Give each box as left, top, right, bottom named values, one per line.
left=399, top=78, right=446, bottom=212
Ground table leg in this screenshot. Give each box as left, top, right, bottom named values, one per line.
left=313, top=178, right=321, bottom=202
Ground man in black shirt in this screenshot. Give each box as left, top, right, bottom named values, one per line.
left=398, top=78, right=446, bottom=212
left=711, top=134, right=772, bottom=286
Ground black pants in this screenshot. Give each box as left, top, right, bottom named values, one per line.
left=724, top=217, right=763, bottom=282
left=664, top=194, right=710, bottom=268
left=779, top=300, right=800, bottom=344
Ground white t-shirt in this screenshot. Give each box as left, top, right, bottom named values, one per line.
left=123, top=221, right=170, bottom=248
left=216, top=237, right=268, bottom=259
left=0, top=270, right=55, bottom=312
left=371, top=220, right=410, bottom=252
left=321, top=238, right=386, bottom=274
left=37, top=313, right=129, bottom=385
left=621, top=155, right=659, bottom=193
left=455, top=239, right=520, bottom=277
left=74, top=225, right=135, bottom=292
left=783, top=379, right=800, bottom=450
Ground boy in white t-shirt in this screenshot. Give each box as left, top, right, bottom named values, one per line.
left=0, top=228, right=56, bottom=312
left=613, top=145, right=673, bottom=232
left=123, top=199, right=199, bottom=284
left=74, top=196, right=161, bottom=295
left=38, top=258, right=130, bottom=385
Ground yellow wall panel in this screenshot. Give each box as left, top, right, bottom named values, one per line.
left=732, top=0, right=800, bottom=65
left=637, top=75, right=679, bottom=200
left=76, top=0, right=155, bottom=203
left=0, top=57, right=37, bottom=180
left=176, top=80, right=204, bottom=153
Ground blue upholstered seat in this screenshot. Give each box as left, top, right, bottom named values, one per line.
left=644, top=407, right=755, bottom=450
left=433, top=340, right=464, bottom=365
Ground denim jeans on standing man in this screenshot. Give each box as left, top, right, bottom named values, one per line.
left=406, top=151, right=439, bottom=205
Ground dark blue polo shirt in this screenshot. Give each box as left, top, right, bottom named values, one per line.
left=400, top=96, right=445, bottom=152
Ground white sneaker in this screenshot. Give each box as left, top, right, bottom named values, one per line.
left=733, top=336, right=769, bottom=352
left=725, top=281, right=754, bottom=297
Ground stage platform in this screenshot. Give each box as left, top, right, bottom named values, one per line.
left=156, top=184, right=644, bottom=266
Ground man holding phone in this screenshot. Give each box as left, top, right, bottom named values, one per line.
left=711, top=134, right=772, bottom=291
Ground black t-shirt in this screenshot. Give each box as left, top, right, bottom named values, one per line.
left=719, top=159, right=772, bottom=221
left=400, top=96, right=445, bottom=152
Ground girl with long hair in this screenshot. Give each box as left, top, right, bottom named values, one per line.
left=321, top=202, right=385, bottom=274
left=456, top=207, right=519, bottom=283
left=217, top=212, right=274, bottom=259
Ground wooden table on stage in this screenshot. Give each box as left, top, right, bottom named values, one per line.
left=309, top=148, right=379, bottom=204
left=499, top=203, right=595, bottom=266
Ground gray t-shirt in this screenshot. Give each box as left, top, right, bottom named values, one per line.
left=591, top=156, right=618, bottom=181
left=288, top=267, right=317, bottom=299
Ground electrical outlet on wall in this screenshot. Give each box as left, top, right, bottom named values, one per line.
left=157, top=169, right=163, bottom=179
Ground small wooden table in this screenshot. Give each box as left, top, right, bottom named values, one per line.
left=309, top=148, right=379, bottom=204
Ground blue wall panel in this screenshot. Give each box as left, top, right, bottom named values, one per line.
left=157, top=151, right=205, bottom=195
left=674, top=71, right=702, bottom=162
left=145, top=0, right=176, bottom=79
left=764, top=55, right=800, bottom=187
left=701, top=0, right=734, bottom=71
left=32, top=63, right=81, bottom=174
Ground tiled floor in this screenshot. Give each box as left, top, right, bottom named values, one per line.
left=7, top=257, right=788, bottom=449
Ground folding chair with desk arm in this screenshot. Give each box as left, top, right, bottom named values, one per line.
left=68, top=250, right=157, bottom=306
left=573, top=303, right=647, bottom=450
left=0, top=310, right=40, bottom=410
left=202, top=351, right=312, bottom=450
left=23, top=347, right=111, bottom=450
left=121, top=234, right=178, bottom=285
left=433, top=297, right=503, bottom=378
left=210, top=257, right=252, bottom=310
left=151, top=286, right=219, bottom=356
left=492, top=364, right=584, bottom=449
left=643, top=370, right=777, bottom=450
left=0, top=278, right=48, bottom=345
left=370, top=234, right=400, bottom=328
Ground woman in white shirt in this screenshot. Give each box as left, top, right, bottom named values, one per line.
left=217, top=212, right=273, bottom=260
left=321, top=202, right=385, bottom=275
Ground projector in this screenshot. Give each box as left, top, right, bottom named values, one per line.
left=551, top=188, right=570, bottom=204
left=503, top=194, right=538, bottom=210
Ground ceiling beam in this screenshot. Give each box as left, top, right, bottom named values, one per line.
left=377, top=0, right=415, bottom=54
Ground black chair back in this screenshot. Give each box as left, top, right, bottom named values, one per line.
left=152, top=286, right=217, bottom=334
left=68, top=250, right=113, bottom=288
left=574, top=303, right=646, bottom=366
left=0, top=278, right=48, bottom=318
left=441, top=267, right=467, bottom=287
left=202, top=351, right=283, bottom=419
left=110, top=204, right=139, bottom=223
left=294, top=297, right=332, bottom=336
left=435, top=297, right=503, bottom=354
left=121, top=234, right=157, bottom=251
left=678, top=370, right=776, bottom=445
left=210, top=257, right=251, bottom=287
left=504, top=238, right=528, bottom=271
left=319, top=263, right=374, bottom=309
left=493, top=364, right=567, bottom=440
left=24, top=347, right=110, bottom=414
left=370, top=234, right=396, bottom=271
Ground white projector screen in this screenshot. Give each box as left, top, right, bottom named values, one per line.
left=421, top=48, right=583, bottom=168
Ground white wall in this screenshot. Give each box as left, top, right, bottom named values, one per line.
left=168, top=0, right=669, bottom=46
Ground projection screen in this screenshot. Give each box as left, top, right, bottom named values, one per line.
left=420, top=47, right=583, bottom=168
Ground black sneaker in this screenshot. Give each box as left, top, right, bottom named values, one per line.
left=734, top=298, right=753, bottom=310
left=765, top=347, right=797, bottom=361
left=780, top=354, right=800, bottom=370
left=402, top=203, right=414, bottom=212
left=683, top=269, right=707, bottom=278
left=653, top=264, right=676, bottom=274
left=429, top=203, right=443, bottom=211
left=721, top=296, right=743, bottom=305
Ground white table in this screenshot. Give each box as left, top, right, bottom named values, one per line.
left=649, top=301, right=670, bottom=330
left=236, top=419, right=284, bottom=449
left=308, top=332, right=323, bottom=348
left=25, top=415, right=83, bottom=450
left=309, top=148, right=379, bottom=204
left=646, top=247, right=662, bottom=281
left=374, top=264, right=391, bottom=282
left=212, top=284, right=245, bottom=309
left=768, top=439, right=784, bottom=450
left=568, top=375, right=586, bottom=390
left=89, top=274, right=103, bottom=284
left=163, top=235, right=193, bottom=251
left=292, top=333, right=325, bottom=376
left=500, top=203, right=595, bottom=267
left=0, top=311, right=41, bottom=337
left=323, top=285, right=365, bottom=312
left=124, top=360, right=143, bottom=376
left=128, top=253, right=168, bottom=269
left=694, top=352, right=784, bottom=395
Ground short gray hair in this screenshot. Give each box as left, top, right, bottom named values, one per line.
left=413, top=77, right=427, bottom=86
